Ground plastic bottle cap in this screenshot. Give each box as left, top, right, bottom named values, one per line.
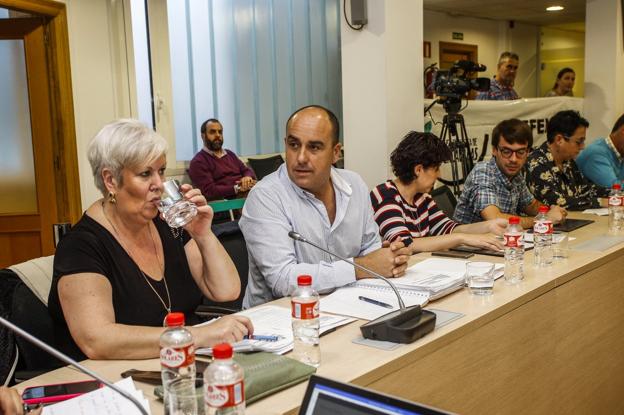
left=613, top=184, right=621, bottom=190
left=212, top=343, right=233, bottom=359
left=509, top=216, right=520, bottom=225
left=538, top=205, right=549, bottom=213
left=164, top=312, right=185, bottom=327
left=297, top=275, right=312, bottom=286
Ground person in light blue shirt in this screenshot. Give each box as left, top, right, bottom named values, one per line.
left=240, top=105, right=410, bottom=309
left=576, top=114, right=624, bottom=188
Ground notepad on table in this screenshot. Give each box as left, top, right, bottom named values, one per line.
left=195, top=305, right=355, bottom=356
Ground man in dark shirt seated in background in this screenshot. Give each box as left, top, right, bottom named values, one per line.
left=525, top=110, right=610, bottom=210
left=188, top=118, right=256, bottom=200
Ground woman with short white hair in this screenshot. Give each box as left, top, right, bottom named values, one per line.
left=48, top=119, right=252, bottom=360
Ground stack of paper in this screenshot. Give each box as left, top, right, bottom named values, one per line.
left=582, top=208, right=609, bottom=216
left=42, top=377, right=150, bottom=415
left=195, top=305, right=354, bottom=356
left=355, top=258, right=504, bottom=299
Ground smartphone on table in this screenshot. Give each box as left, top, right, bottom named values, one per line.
left=21, top=379, right=104, bottom=405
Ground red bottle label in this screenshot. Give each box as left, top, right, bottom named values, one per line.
left=504, top=233, right=523, bottom=248
left=205, top=381, right=245, bottom=408
left=160, top=344, right=195, bottom=368
left=609, top=196, right=622, bottom=206
left=291, top=300, right=319, bottom=320
left=533, top=220, right=553, bottom=234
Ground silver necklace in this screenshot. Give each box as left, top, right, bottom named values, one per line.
left=102, top=204, right=172, bottom=318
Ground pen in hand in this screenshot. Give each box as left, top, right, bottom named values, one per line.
left=358, top=295, right=393, bottom=309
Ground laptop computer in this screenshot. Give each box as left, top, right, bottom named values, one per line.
left=298, top=375, right=453, bottom=415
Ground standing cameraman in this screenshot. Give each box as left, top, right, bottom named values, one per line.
left=476, top=52, right=520, bottom=101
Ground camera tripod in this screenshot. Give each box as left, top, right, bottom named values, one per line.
left=438, top=111, right=474, bottom=197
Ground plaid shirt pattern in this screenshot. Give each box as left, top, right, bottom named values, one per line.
left=454, top=158, right=534, bottom=224
left=476, top=77, right=519, bottom=101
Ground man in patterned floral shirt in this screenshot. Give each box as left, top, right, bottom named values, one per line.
left=525, top=110, right=610, bottom=210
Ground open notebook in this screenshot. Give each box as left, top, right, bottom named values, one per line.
left=321, top=258, right=504, bottom=320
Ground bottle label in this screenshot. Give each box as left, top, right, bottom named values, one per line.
left=504, top=233, right=523, bottom=248
left=533, top=220, right=553, bottom=234
left=609, top=196, right=622, bottom=206
left=291, top=300, right=319, bottom=320
left=205, top=381, right=245, bottom=408
left=160, top=344, right=195, bottom=368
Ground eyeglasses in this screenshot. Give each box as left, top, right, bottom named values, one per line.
left=563, top=135, right=585, bottom=146
left=497, top=146, right=529, bottom=159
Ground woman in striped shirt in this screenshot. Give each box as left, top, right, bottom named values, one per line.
left=370, top=131, right=506, bottom=253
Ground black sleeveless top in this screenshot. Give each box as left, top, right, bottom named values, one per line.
left=48, top=214, right=203, bottom=360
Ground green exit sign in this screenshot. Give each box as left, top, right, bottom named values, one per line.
left=452, top=32, right=464, bottom=40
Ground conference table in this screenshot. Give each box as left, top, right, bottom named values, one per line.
left=16, top=213, right=624, bottom=414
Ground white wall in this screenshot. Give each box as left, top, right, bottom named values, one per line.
left=423, top=10, right=539, bottom=98
left=584, top=0, right=624, bottom=140
left=342, top=0, right=424, bottom=189
left=58, top=0, right=131, bottom=209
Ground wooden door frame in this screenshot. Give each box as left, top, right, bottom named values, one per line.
left=0, top=0, right=81, bottom=225
left=439, top=41, right=479, bottom=68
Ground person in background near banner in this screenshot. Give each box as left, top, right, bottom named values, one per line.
left=544, top=67, right=575, bottom=97
left=370, top=131, right=506, bottom=253
left=576, top=114, right=624, bottom=188
left=476, top=52, right=520, bottom=101
left=526, top=110, right=610, bottom=210
left=454, top=118, right=566, bottom=229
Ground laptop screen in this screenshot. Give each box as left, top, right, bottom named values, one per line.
left=299, top=375, right=452, bottom=415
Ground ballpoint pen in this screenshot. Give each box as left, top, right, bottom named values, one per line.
left=358, top=295, right=393, bottom=309
left=243, top=334, right=282, bottom=341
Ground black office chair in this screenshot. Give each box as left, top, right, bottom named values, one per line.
left=0, top=268, right=62, bottom=385
left=247, top=154, right=284, bottom=180
left=197, top=221, right=249, bottom=318
left=430, top=185, right=458, bottom=219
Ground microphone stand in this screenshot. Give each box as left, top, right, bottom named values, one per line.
left=288, top=231, right=436, bottom=343
left=0, top=316, right=149, bottom=415
left=288, top=231, right=406, bottom=309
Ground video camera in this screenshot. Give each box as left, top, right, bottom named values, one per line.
left=433, top=60, right=490, bottom=112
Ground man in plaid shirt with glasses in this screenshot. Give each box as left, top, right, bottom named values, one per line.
left=454, top=119, right=567, bottom=229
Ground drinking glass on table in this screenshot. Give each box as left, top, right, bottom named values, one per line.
left=552, top=231, right=569, bottom=260
left=167, top=377, right=204, bottom=415
left=466, top=261, right=495, bottom=296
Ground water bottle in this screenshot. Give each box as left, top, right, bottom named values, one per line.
left=533, top=205, right=553, bottom=267
left=504, top=216, right=524, bottom=284
left=160, top=312, right=196, bottom=406
left=204, top=343, right=245, bottom=415
left=291, top=275, right=321, bottom=367
left=608, top=183, right=623, bottom=234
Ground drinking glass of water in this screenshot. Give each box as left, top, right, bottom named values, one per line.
left=159, top=180, right=197, bottom=228
left=466, top=261, right=495, bottom=296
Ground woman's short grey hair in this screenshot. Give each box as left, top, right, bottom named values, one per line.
left=88, top=119, right=168, bottom=196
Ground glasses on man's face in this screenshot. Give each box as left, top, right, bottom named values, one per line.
left=563, top=135, right=585, bottom=146
left=497, top=146, right=529, bottom=159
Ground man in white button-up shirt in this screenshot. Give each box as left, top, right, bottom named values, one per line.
left=240, top=105, right=410, bottom=308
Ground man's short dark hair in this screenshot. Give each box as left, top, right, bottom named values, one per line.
left=200, top=118, right=221, bottom=134
left=546, top=110, right=589, bottom=143
left=612, top=113, right=624, bottom=134
left=492, top=119, right=533, bottom=148
left=390, top=132, right=452, bottom=184
left=498, top=51, right=519, bottom=66
left=286, top=105, right=340, bottom=145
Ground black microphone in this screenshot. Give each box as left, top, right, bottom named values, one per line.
left=288, top=231, right=436, bottom=344
left=0, top=316, right=149, bottom=415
